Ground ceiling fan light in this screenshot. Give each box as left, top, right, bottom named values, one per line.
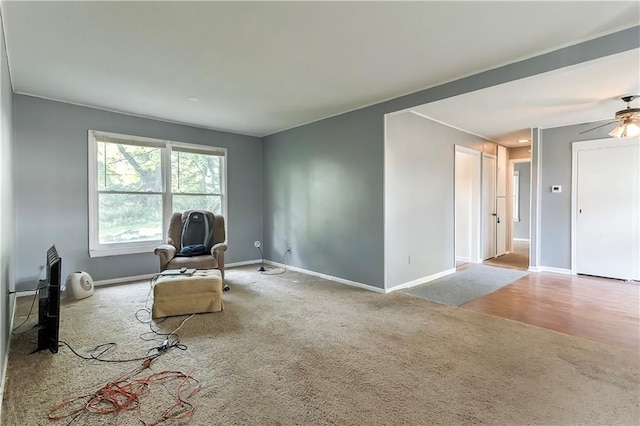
left=623, top=122, right=640, bottom=137
left=609, top=118, right=640, bottom=138
left=609, top=123, right=626, bottom=138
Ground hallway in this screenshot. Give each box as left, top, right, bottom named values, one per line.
left=484, top=240, right=529, bottom=270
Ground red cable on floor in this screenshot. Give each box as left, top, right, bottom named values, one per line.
left=49, top=359, right=200, bottom=424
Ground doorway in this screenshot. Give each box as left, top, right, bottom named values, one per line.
left=484, top=158, right=531, bottom=270
left=455, top=149, right=510, bottom=267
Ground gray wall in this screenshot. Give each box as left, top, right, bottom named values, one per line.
left=513, top=162, right=530, bottom=240
left=538, top=121, right=614, bottom=269
left=263, top=107, right=384, bottom=286
left=263, top=26, right=639, bottom=289
left=385, top=112, right=492, bottom=288
left=0, top=14, right=14, bottom=404
left=13, top=95, right=263, bottom=290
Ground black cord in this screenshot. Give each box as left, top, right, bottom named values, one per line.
left=65, top=411, right=83, bottom=426
left=57, top=273, right=188, bottom=364
left=256, top=245, right=265, bottom=271
left=261, top=249, right=291, bottom=275
left=11, top=282, right=45, bottom=335
left=59, top=340, right=186, bottom=364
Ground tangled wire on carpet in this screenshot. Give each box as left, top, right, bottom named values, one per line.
left=48, top=358, right=200, bottom=425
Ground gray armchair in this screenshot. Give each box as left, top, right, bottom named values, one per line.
left=154, top=211, right=227, bottom=280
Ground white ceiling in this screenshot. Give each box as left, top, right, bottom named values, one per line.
left=2, top=1, right=639, bottom=137
left=410, top=48, right=640, bottom=147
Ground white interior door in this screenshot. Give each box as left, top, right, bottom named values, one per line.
left=455, top=147, right=482, bottom=263
left=482, top=154, right=496, bottom=260
left=495, top=146, right=507, bottom=256
left=574, top=138, right=640, bottom=280
left=496, top=197, right=507, bottom=256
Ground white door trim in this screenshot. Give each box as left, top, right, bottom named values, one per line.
left=454, top=145, right=483, bottom=264
left=455, top=145, right=483, bottom=156
left=571, top=137, right=640, bottom=276
left=508, top=158, right=531, bottom=254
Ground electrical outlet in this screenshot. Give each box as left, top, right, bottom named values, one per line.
left=254, top=240, right=261, bottom=248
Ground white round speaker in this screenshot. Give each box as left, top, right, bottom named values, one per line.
left=66, top=271, right=94, bottom=300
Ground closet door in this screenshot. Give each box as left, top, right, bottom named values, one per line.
left=574, top=138, right=639, bottom=280
left=482, top=154, right=496, bottom=260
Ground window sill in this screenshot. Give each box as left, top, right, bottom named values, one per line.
left=89, top=244, right=160, bottom=258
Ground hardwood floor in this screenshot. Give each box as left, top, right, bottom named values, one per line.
left=462, top=272, right=640, bottom=352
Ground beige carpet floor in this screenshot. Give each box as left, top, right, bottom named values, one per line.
left=3, top=266, right=639, bottom=425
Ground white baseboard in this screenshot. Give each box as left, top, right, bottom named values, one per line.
left=1, top=294, right=17, bottom=418
left=457, top=257, right=484, bottom=264
left=15, top=274, right=156, bottom=296
left=8, top=293, right=15, bottom=330
left=386, top=268, right=456, bottom=293
left=94, top=261, right=264, bottom=285
left=0, top=329, right=9, bottom=421
left=15, top=290, right=37, bottom=298
left=16, top=261, right=265, bottom=294
left=529, top=266, right=572, bottom=275
left=540, top=266, right=572, bottom=275
left=94, top=273, right=157, bottom=287
left=513, top=238, right=530, bottom=242
left=16, top=258, right=383, bottom=299
left=66, top=261, right=264, bottom=288
left=226, top=259, right=261, bottom=268
left=263, top=260, right=386, bottom=293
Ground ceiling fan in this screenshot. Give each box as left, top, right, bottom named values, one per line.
left=580, top=95, right=640, bottom=138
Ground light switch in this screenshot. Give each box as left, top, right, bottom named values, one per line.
left=551, top=185, right=562, bottom=193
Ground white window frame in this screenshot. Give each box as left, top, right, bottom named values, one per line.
left=88, top=130, right=227, bottom=257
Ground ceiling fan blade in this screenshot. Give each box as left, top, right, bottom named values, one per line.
left=579, top=120, right=619, bottom=134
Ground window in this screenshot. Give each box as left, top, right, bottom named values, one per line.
left=88, top=131, right=226, bottom=257
left=171, top=148, right=223, bottom=214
